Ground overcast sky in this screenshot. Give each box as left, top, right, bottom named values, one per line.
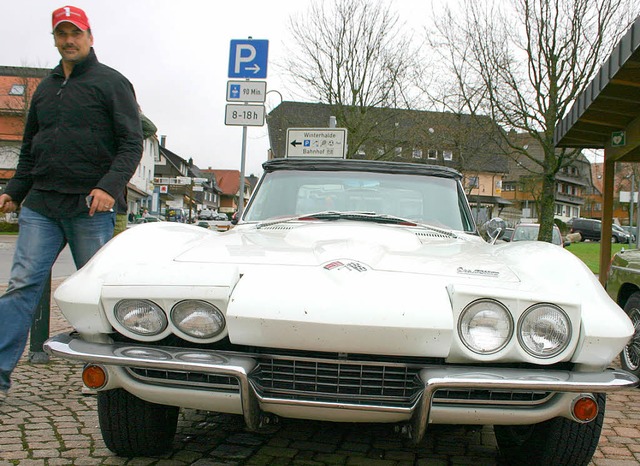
left=2, top=0, right=439, bottom=176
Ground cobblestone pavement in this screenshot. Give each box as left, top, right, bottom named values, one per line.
left=1, top=280, right=640, bottom=465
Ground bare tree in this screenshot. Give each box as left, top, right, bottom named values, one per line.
left=424, top=0, right=638, bottom=241
left=281, top=0, right=418, bottom=158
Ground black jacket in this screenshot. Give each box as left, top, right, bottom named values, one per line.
left=6, top=48, right=143, bottom=205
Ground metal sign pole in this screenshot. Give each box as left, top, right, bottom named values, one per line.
left=238, top=125, right=247, bottom=218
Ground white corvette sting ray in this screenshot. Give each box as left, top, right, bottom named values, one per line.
left=45, top=158, right=637, bottom=464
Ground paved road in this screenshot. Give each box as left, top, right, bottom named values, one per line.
left=0, top=234, right=77, bottom=282
left=1, top=284, right=640, bottom=464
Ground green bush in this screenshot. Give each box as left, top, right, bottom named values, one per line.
left=555, top=218, right=568, bottom=235
left=0, top=221, right=19, bottom=233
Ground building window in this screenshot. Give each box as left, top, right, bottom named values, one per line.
left=9, top=84, right=25, bottom=96
left=412, top=148, right=423, bottom=159
left=555, top=204, right=563, bottom=215
left=442, top=150, right=453, bottom=161
left=395, top=147, right=402, bottom=157
left=427, top=149, right=437, bottom=159
left=467, top=176, right=479, bottom=189
left=503, top=182, right=515, bottom=192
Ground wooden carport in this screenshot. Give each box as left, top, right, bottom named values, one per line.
left=554, top=16, right=640, bottom=284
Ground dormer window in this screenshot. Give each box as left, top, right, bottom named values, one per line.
left=9, top=84, right=25, bottom=96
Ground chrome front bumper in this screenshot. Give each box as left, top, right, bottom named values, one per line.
left=44, top=332, right=639, bottom=443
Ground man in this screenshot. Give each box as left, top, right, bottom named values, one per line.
left=0, top=5, right=143, bottom=402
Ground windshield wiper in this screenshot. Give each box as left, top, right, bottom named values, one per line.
left=257, top=210, right=416, bottom=229
left=299, top=211, right=417, bottom=226
left=256, top=211, right=457, bottom=238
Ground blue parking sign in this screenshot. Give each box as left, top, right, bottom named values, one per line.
left=228, top=39, right=269, bottom=79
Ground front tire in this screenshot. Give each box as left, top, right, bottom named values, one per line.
left=494, top=393, right=605, bottom=466
left=620, top=292, right=640, bottom=377
left=97, top=388, right=179, bottom=456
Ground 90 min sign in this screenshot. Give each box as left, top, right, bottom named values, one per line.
left=225, top=104, right=265, bottom=127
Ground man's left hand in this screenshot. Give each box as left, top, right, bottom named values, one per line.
left=88, top=188, right=115, bottom=216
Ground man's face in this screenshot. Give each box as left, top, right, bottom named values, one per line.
left=53, top=22, right=93, bottom=63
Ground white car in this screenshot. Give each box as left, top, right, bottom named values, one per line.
left=45, top=158, right=637, bottom=464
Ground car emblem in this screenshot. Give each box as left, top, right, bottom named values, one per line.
left=456, top=266, right=500, bottom=277
left=324, top=260, right=369, bottom=272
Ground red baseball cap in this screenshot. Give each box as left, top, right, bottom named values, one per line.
left=52, top=5, right=91, bottom=31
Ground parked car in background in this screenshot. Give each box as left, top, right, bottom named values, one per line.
left=570, top=218, right=633, bottom=243
left=621, top=226, right=637, bottom=243
left=613, top=224, right=635, bottom=244
left=127, top=215, right=163, bottom=228
left=500, top=226, right=514, bottom=242
left=606, top=248, right=640, bottom=378
left=510, top=223, right=567, bottom=247
left=45, top=157, right=637, bottom=465
left=195, top=219, right=232, bottom=232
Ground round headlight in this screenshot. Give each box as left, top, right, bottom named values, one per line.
left=459, top=299, right=513, bottom=354
left=518, top=304, right=571, bottom=358
left=114, top=300, right=167, bottom=336
left=171, top=300, right=225, bottom=339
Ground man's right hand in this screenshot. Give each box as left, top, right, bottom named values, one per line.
left=0, top=194, right=17, bottom=213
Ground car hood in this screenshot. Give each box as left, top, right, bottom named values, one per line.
left=55, top=221, right=629, bottom=364
left=171, top=221, right=522, bottom=282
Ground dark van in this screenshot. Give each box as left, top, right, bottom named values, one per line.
left=570, top=218, right=632, bottom=243
left=570, top=218, right=601, bottom=241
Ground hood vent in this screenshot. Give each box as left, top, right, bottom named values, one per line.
left=413, top=230, right=457, bottom=241
left=260, top=224, right=296, bottom=231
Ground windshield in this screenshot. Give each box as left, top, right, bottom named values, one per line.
left=513, top=225, right=562, bottom=245
left=243, top=169, right=474, bottom=232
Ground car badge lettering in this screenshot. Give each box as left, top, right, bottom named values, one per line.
left=457, top=266, right=500, bottom=277
left=324, top=260, right=369, bottom=272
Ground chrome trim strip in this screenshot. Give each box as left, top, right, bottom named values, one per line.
left=44, top=333, right=639, bottom=443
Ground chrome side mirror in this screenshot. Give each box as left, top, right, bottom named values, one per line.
left=479, top=217, right=507, bottom=244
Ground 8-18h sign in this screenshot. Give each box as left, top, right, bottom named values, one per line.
left=225, top=104, right=265, bottom=127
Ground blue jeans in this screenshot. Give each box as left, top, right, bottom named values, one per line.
left=0, top=207, right=115, bottom=392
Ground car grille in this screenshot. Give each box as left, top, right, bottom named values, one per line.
left=251, top=357, right=423, bottom=407
left=127, top=367, right=239, bottom=391
left=126, top=356, right=553, bottom=408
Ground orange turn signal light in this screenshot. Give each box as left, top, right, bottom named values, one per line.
left=82, top=364, right=107, bottom=389
left=573, top=396, right=598, bottom=422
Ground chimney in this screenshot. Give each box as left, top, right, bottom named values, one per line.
left=160, top=135, right=167, bottom=147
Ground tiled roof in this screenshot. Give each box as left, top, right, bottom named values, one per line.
left=201, top=169, right=241, bottom=196
left=267, top=101, right=509, bottom=174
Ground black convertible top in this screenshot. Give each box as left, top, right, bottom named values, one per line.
left=263, top=157, right=462, bottom=180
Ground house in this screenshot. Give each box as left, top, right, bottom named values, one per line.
left=155, top=140, right=222, bottom=220
left=0, top=66, right=49, bottom=195
left=501, top=132, right=593, bottom=224
left=200, top=169, right=250, bottom=216
left=267, top=101, right=510, bottom=223
left=587, top=162, right=639, bottom=224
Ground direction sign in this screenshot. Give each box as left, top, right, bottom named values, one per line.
left=226, top=80, right=267, bottom=102
left=286, top=128, right=348, bottom=158
left=228, top=39, right=269, bottom=79
left=225, top=104, right=265, bottom=126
